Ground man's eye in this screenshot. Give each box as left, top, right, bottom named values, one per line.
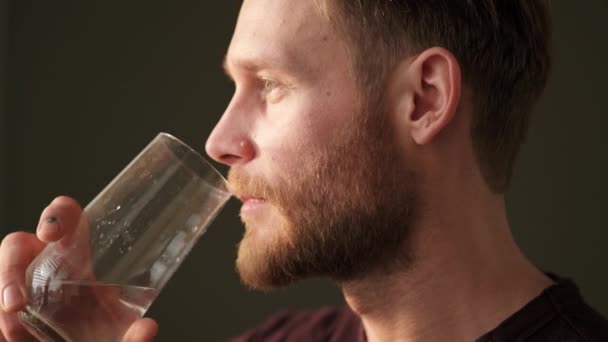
left=262, top=79, right=277, bottom=93
left=260, top=78, right=287, bottom=103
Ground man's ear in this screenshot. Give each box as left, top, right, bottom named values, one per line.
left=398, top=47, right=462, bottom=145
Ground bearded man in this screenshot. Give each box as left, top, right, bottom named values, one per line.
left=1, top=1, right=608, bottom=341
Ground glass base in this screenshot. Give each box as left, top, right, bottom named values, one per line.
left=18, top=305, right=70, bottom=342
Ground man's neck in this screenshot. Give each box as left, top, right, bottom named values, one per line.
left=340, top=195, right=553, bottom=342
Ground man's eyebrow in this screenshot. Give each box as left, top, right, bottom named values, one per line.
left=222, top=54, right=301, bottom=78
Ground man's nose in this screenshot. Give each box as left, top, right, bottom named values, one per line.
left=205, top=108, right=256, bottom=167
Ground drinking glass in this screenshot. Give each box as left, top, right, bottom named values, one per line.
left=18, top=133, right=231, bottom=342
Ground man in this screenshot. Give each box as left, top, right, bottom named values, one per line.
left=1, top=0, right=607, bottom=341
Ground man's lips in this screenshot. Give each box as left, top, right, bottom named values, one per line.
left=239, top=196, right=268, bottom=213
left=239, top=195, right=265, bottom=203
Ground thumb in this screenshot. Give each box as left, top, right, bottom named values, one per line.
left=123, top=318, right=158, bottom=342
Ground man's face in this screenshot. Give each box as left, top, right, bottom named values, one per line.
left=206, top=0, right=416, bottom=289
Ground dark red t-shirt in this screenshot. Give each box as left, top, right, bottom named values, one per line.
left=230, top=277, right=608, bottom=341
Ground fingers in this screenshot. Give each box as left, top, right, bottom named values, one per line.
left=0, top=232, right=46, bottom=313
left=0, top=311, right=35, bottom=342
left=0, top=232, right=46, bottom=342
left=36, top=196, right=83, bottom=244
left=0, top=196, right=85, bottom=342
left=123, top=318, right=158, bottom=342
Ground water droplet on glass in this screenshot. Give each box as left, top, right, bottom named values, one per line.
left=186, top=214, right=202, bottom=232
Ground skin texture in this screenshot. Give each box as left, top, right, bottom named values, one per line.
left=0, top=197, right=158, bottom=342
left=0, top=1, right=552, bottom=341
left=219, top=0, right=417, bottom=289
left=206, top=0, right=554, bottom=341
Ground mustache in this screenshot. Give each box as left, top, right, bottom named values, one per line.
left=227, top=168, right=278, bottom=203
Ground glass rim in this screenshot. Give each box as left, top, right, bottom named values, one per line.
left=158, top=132, right=230, bottom=193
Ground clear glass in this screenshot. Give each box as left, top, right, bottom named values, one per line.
left=17, top=133, right=231, bottom=342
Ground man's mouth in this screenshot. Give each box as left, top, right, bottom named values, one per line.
left=239, top=196, right=268, bottom=213
left=239, top=195, right=266, bottom=203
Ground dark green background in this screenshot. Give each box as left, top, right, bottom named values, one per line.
left=1, top=2, right=607, bottom=341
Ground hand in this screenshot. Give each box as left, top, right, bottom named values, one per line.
left=0, top=196, right=158, bottom=342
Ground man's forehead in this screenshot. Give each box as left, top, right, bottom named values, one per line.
left=226, top=0, right=338, bottom=75
left=238, top=0, right=321, bottom=23
left=234, top=0, right=331, bottom=43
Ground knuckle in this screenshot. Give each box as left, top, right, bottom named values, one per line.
left=0, top=232, right=31, bottom=250
left=0, top=265, right=21, bottom=283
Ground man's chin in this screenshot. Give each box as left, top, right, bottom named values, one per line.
left=235, top=221, right=295, bottom=291
left=235, top=247, right=288, bottom=292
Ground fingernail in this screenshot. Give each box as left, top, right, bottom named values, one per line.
left=2, top=284, right=23, bottom=310
left=41, top=217, right=61, bottom=235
